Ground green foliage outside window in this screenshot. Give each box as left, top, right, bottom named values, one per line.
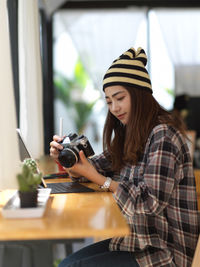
left=54, top=58, right=98, bottom=134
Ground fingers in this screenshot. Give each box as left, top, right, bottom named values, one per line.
left=49, top=135, right=63, bottom=159
left=50, top=135, right=63, bottom=150
left=50, top=140, right=63, bottom=151
left=53, top=135, right=63, bottom=142
left=50, top=147, right=59, bottom=159
left=79, top=150, right=87, bottom=162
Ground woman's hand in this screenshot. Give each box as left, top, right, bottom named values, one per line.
left=49, top=135, right=63, bottom=160
left=64, top=150, right=98, bottom=183
left=65, top=150, right=119, bottom=193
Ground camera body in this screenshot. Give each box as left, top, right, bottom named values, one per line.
left=58, top=133, right=95, bottom=168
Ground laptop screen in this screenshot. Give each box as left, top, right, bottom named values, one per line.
left=16, top=128, right=48, bottom=188
left=16, top=128, right=32, bottom=161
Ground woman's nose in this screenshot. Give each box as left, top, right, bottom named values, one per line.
left=111, top=101, right=120, bottom=113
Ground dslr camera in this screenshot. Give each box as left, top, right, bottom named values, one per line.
left=58, top=133, right=95, bottom=168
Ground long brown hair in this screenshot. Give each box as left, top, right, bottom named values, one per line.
left=103, top=85, right=186, bottom=171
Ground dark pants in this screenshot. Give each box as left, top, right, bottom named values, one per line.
left=59, top=239, right=139, bottom=267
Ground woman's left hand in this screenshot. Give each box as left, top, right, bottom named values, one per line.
left=64, top=151, right=98, bottom=182
left=65, top=151, right=119, bottom=193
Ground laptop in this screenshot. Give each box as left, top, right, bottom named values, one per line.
left=16, top=129, right=94, bottom=194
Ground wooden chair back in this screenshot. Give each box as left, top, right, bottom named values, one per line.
left=192, top=235, right=200, bottom=267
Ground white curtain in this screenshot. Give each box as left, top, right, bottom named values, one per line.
left=155, top=9, right=200, bottom=96
left=54, top=8, right=146, bottom=92
left=18, top=0, right=44, bottom=159
left=0, top=0, right=20, bottom=189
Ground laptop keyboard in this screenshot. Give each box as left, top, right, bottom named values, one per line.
left=46, top=182, right=94, bottom=194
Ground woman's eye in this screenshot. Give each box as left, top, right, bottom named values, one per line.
left=117, top=97, right=124, bottom=101
left=106, top=102, right=111, bottom=105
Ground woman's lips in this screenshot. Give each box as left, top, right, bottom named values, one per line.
left=117, top=113, right=126, bottom=120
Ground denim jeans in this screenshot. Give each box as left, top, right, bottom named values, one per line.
left=59, top=239, right=139, bottom=267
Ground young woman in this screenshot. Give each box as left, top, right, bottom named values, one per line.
left=50, top=47, right=199, bottom=267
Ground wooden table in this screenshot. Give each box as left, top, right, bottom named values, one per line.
left=194, top=169, right=200, bottom=211
left=0, top=156, right=130, bottom=241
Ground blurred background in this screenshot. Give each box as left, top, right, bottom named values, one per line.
left=5, top=0, right=200, bottom=165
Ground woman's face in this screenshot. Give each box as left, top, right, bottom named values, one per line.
left=104, top=85, right=131, bottom=125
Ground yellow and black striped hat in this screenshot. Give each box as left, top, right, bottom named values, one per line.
left=103, top=47, right=152, bottom=93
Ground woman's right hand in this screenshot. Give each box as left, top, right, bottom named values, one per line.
left=49, top=135, right=63, bottom=160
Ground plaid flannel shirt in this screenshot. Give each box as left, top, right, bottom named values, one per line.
left=90, top=124, right=199, bottom=267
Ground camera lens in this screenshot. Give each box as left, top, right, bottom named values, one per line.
left=58, top=148, right=79, bottom=168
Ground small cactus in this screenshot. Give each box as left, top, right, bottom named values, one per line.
left=17, top=159, right=42, bottom=192
left=23, top=158, right=38, bottom=173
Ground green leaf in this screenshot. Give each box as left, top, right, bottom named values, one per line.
left=74, top=100, right=97, bottom=133
left=165, top=88, right=174, bottom=97
left=54, top=74, right=74, bottom=107
left=54, top=58, right=99, bottom=133
left=74, top=58, right=89, bottom=89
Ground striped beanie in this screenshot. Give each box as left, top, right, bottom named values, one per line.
left=103, top=47, right=152, bottom=93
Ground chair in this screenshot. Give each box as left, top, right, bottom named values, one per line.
left=194, top=170, right=200, bottom=211
left=0, top=241, right=53, bottom=267
left=192, top=235, right=200, bottom=267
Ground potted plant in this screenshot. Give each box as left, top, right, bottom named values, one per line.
left=17, top=158, right=42, bottom=208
